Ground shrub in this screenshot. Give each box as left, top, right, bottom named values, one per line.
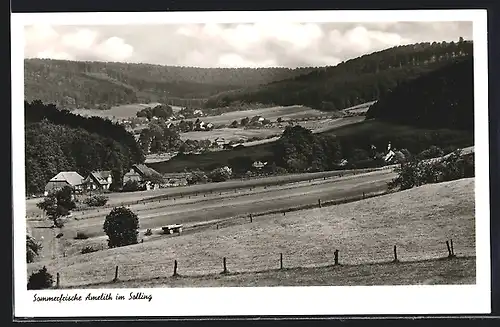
left=103, top=207, right=139, bottom=248
left=208, top=166, right=232, bottom=182
left=27, top=266, right=54, bottom=290
left=75, top=231, right=89, bottom=240
left=54, top=218, right=65, bottom=228
left=84, top=195, right=109, bottom=207
left=122, top=180, right=143, bottom=192
left=187, top=170, right=208, bottom=185
left=144, top=228, right=153, bottom=236
left=388, top=149, right=474, bottom=191
left=81, top=246, right=98, bottom=254
left=26, top=235, right=42, bottom=263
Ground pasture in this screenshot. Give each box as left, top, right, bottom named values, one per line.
left=180, top=127, right=282, bottom=142
left=71, top=103, right=161, bottom=120
left=27, top=177, right=475, bottom=287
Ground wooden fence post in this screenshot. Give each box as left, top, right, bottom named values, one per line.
left=222, top=257, right=228, bottom=274
left=280, top=253, right=283, bottom=270
left=173, top=260, right=178, bottom=276
left=363, top=192, right=365, bottom=199
left=249, top=214, right=253, bottom=223
left=216, top=224, right=219, bottom=230
left=318, top=199, right=322, bottom=208
left=56, top=273, right=60, bottom=288
left=334, top=250, right=339, bottom=265
left=446, top=241, right=452, bottom=257
left=450, top=239, right=455, bottom=256
left=393, top=245, right=399, bottom=263
left=113, top=266, right=119, bottom=282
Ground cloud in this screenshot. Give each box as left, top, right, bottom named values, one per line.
left=24, top=21, right=472, bottom=68
left=24, top=25, right=135, bottom=63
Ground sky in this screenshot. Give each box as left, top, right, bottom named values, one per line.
left=23, top=21, right=472, bottom=68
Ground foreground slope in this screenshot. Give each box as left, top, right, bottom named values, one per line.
left=28, top=178, right=475, bottom=287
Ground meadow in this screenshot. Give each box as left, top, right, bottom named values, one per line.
left=27, top=177, right=475, bottom=287
left=71, top=103, right=162, bottom=120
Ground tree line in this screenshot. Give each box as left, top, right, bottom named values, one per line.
left=365, top=56, right=473, bottom=130
left=204, top=40, right=473, bottom=110
left=25, top=100, right=144, bottom=195
left=24, top=58, right=316, bottom=109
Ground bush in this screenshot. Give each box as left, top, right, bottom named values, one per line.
left=84, top=195, right=109, bottom=207
left=54, top=218, right=65, bottom=228
left=208, top=166, right=232, bottom=182
left=81, top=246, right=98, bottom=254
left=144, top=228, right=153, bottom=236
left=75, top=231, right=89, bottom=240
left=26, top=235, right=42, bottom=263
left=27, top=266, right=54, bottom=290
left=187, top=170, right=208, bottom=185
left=103, top=207, right=139, bottom=248
left=122, top=180, right=143, bottom=192
left=388, top=149, right=474, bottom=191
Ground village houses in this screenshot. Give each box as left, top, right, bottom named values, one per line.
left=44, top=171, right=84, bottom=196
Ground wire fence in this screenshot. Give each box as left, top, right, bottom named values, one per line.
left=48, top=237, right=471, bottom=289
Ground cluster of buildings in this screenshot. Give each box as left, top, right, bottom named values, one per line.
left=43, top=164, right=168, bottom=196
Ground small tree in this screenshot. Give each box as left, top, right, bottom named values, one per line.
left=26, top=234, right=42, bottom=263
left=27, top=266, right=54, bottom=290
left=103, top=207, right=140, bottom=248
left=36, top=186, right=75, bottom=227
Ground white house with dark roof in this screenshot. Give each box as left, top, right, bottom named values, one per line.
left=44, top=171, right=84, bottom=196
left=83, top=170, right=112, bottom=191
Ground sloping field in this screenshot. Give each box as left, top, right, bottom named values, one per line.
left=180, top=127, right=282, bottom=142
left=28, top=178, right=475, bottom=287
left=182, top=105, right=328, bottom=125
left=71, top=256, right=476, bottom=288
left=54, top=169, right=397, bottom=239
left=71, top=103, right=161, bottom=119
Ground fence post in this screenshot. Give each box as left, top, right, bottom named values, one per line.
left=446, top=241, right=452, bottom=257
left=450, top=239, right=455, bottom=256
left=173, top=260, right=178, bottom=277
left=249, top=214, right=253, bottom=223
left=280, top=253, right=283, bottom=270
left=393, top=245, right=399, bottom=263
left=216, top=224, right=219, bottom=230
left=222, top=257, right=228, bottom=274
left=113, top=266, right=119, bottom=282
left=334, top=250, right=339, bottom=265
left=56, top=273, right=60, bottom=288
left=318, top=199, right=322, bottom=208
left=363, top=192, right=365, bottom=199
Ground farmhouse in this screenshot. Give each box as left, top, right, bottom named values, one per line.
left=44, top=171, right=84, bottom=196
left=83, top=170, right=112, bottom=191
left=123, top=164, right=162, bottom=190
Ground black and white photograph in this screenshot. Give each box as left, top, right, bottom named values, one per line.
left=12, top=9, right=491, bottom=318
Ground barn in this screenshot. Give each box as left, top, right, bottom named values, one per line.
left=44, top=171, right=84, bottom=196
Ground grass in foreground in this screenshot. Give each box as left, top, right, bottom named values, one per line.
left=64, top=256, right=476, bottom=288
left=27, top=178, right=475, bottom=287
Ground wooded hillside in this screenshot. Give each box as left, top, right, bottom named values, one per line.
left=204, top=40, right=473, bottom=110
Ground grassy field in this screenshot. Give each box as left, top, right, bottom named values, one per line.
left=67, top=256, right=476, bottom=288
left=149, top=118, right=473, bottom=174
left=71, top=103, right=161, bottom=120
left=180, top=127, right=282, bottom=142
left=27, top=177, right=475, bottom=287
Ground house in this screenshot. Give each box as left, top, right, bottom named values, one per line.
left=193, top=109, right=204, bottom=116
left=83, top=171, right=112, bottom=191
left=252, top=161, right=267, bottom=169
left=123, top=164, right=161, bottom=190
left=44, top=172, right=84, bottom=196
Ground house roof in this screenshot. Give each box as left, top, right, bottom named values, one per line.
left=133, top=164, right=159, bottom=176
left=89, top=171, right=112, bottom=185
left=49, top=172, right=84, bottom=186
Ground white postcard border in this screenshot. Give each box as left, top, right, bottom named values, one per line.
left=12, top=9, right=490, bottom=318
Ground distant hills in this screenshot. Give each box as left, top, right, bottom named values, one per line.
left=24, top=39, right=472, bottom=112
left=204, top=40, right=473, bottom=110
left=24, top=59, right=315, bottom=109
left=366, top=56, right=473, bottom=130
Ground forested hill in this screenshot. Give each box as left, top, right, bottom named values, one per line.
left=24, top=59, right=315, bottom=109
left=204, top=40, right=473, bottom=110
left=365, top=56, right=474, bottom=130
left=25, top=100, right=144, bottom=195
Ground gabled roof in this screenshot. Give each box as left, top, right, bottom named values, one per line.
left=89, top=171, right=112, bottom=185
left=49, top=172, right=84, bottom=186
left=132, top=164, right=159, bottom=177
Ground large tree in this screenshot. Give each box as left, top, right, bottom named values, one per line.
left=103, top=207, right=140, bottom=248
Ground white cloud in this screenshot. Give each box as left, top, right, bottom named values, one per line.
left=23, top=22, right=472, bottom=68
